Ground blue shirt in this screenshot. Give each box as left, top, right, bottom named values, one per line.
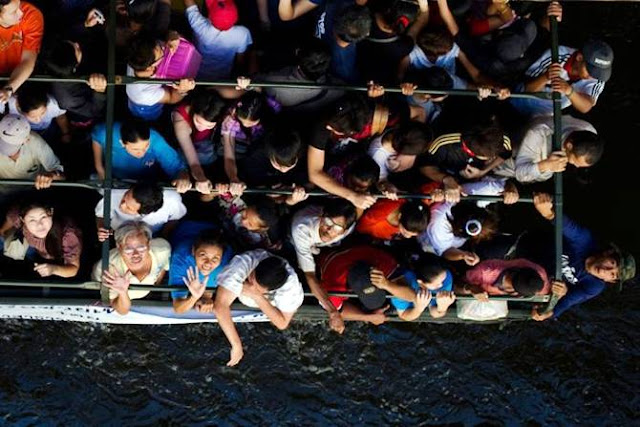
left=391, top=269, right=454, bottom=312
left=315, top=0, right=360, bottom=83
left=553, top=216, right=607, bottom=318
left=168, top=221, right=234, bottom=299
left=91, top=122, right=187, bottom=180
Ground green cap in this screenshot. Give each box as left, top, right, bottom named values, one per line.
left=612, top=244, right=636, bottom=284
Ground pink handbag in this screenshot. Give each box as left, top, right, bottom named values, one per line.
left=155, top=37, right=202, bottom=80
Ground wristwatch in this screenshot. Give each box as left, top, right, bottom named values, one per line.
left=3, top=85, right=13, bottom=96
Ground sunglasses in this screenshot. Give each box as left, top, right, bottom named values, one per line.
left=322, top=216, right=346, bottom=232
left=122, top=245, right=148, bottom=256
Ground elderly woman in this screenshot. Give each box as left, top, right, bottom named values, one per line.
left=0, top=201, right=83, bottom=279
left=92, top=221, right=171, bottom=315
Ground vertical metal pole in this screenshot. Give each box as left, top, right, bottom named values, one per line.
left=100, top=0, right=117, bottom=303
left=544, top=15, right=564, bottom=313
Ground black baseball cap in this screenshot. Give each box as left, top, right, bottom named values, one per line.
left=582, top=39, right=614, bottom=82
left=347, top=262, right=387, bottom=310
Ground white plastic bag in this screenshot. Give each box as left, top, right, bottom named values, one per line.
left=456, top=300, right=509, bottom=321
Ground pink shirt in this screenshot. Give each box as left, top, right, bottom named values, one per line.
left=464, top=259, right=550, bottom=295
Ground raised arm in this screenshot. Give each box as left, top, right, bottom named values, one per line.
left=278, top=0, right=319, bottom=21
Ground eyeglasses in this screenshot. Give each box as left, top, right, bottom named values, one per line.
left=122, top=245, right=148, bottom=256
left=322, top=216, right=346, bottom=233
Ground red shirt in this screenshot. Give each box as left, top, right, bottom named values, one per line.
left=175, top=103, right=214, bottom=144
left=318, top=246, right=398, bottom=310
left=0, top=2, right=43, bottom=75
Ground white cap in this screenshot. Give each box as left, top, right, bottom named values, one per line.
left=0, top=114, right=31, bottom=156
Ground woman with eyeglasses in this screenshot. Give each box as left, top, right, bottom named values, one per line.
left=92, top=221, right=171, bottom=315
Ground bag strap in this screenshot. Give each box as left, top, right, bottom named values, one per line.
left=371, top=103, right=389, bottom=136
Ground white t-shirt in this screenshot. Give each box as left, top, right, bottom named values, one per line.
left=92, top=238, right=171, bottom=300
left=511, top=46, right=606, bottom=116
left=291, top=205, right=354, bottom=273
left=95, top=189, right=187, bottom=233
left=125, top=65, right=166, bottom=106
left=367, top=135, right=394, bottom=180
left=409, top=43, right=460, bottom=75
left=0, top=132, right=63, bottom=179
left=186, top=5, right=252, bottom=80
left=217, top=249, right=304, bottom=313
left=418, top=178, right=506, bottom=254
left=6, top=95, right=66, bottom=131
left=514, top=116, right=597, bottom=183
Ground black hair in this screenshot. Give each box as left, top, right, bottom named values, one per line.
left=346, top=155, right=380, bottom=185
left=42, top=40, right=79, bottom=77
left=462, top=124, right=506, bottom=158
left=296, top=39, right=331, bottom=81
left=192, top=228, right=225, bottom=252
left=417, top=30, right=454, bottom=59
left=399, top=201, right=430, bottom=233
left=449, top=201, right=498, bottom=241
left=264, top=128, right=302, bottom=168
left=567, top=130, right=604, bottom=166
left=245, top=195, right=280, bottom=230
left=130, top=182, right=163, bottom=215
left=234, top=91, right=270, bottom=143
left=121, top=120, right=151, bottom=143
left=391, top=122, right=432, bottom=155
left=127, top=34, right=160, bottom=71
left=413, top=253, right=448, bottom=283
left=326, top=93, right=370, bottom=136
left=255, top=257, right=289, bottom=291
left=334, top=4, right=372, bottom=44
left=190, top=89, right=226, bottom=123
left=380, top=0, right=419, bottom=34
left=19, top=201, right=76, bottom=263
left=0, top=0, right=11, bottom=8
left=508, top=267, right=543, bottom=296
left=404, top=66, right=454, bottom=91
left=16, top=84, right=49, bottom=113
left=127, top=0, right=158, bottom=24
left=323, top=198, right=357, bottom=228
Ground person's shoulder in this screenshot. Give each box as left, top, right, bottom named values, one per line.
left=162, top=189, right=184, bottom=204
left=151, top=238, right=172, bottom=254
left=91, top=122, right=108, bottom=138
left=428, top=133, right=462, bottom=155
left=21, top=2, right=44, bottom=23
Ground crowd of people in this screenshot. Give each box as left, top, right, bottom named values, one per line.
left=0, top=0, right=635, bottom=366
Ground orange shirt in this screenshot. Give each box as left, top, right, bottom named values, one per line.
left=357, top=199, right=405, bottom=240
left=0, top=2, right=43, bottom=75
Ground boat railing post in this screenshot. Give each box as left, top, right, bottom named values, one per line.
left=543, top=13, right=564, bottom=315
left=99, top=0, right=117, bottom=304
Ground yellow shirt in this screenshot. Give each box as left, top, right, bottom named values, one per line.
left=92, top=238, right=171, bottom=300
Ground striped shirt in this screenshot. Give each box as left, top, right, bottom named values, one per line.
left=416, top=133, right=512, bottom=177
left=511, top=46, right=606, bottom=116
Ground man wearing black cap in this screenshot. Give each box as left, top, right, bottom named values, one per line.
left=316, top=245, right=417, bottom=332
left=511, top=0, right=613, bottom=116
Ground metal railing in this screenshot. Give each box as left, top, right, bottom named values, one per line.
left=0, top=0, right=564, bottom=313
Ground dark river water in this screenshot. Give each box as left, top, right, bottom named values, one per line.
left=1, top=2, right=640, bottom=425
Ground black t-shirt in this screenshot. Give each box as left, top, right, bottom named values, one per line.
left=416, top=133, right=512, bottom=177
left=357, top=23, right=414, bottom=85
left=238, top=142, right=308, bottom=187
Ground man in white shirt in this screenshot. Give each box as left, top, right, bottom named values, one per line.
left=94, top=182, right=187, bottom=240
left=0, top=114, right=64, bottom=190
left=513, top=116, right=602, bottom=183
left=214, top=249, right=304, bottom=366
left=291, top=199, right=356, bottom=333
